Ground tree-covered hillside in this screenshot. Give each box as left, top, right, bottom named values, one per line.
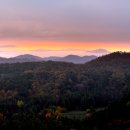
left=1, top=52, right=130, bottom=130
left=0, top=52, right=130, bottom=110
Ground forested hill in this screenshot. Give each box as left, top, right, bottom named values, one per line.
left=0, top=52, right=130, bottom=110
left=86, top=51, right=130, bottom=66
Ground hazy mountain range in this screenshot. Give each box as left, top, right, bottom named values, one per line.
left=0, top=54, right=97, bottom=64
left=43, top=55, right=97, bottom=63
left=0, top=55, right=43, bottom=64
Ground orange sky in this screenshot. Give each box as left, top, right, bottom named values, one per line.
left=0, top=40, right=130, bottom=58
left=1, top=40, right=130, bottom=51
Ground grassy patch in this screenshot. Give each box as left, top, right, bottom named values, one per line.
left=62, top=111, right=86, bottom=120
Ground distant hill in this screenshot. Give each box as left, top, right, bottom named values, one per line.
left=0, top=54, right=97, bottom=64
left=14, top=54, right=43, bottom=60
left=43, top=55, right=97, bottom=63
left=0, top=57, right=8, bottom=63
left=0, top=54, right=43, bottom=64
left=43, top=56, right=61, bottom=61
left=10, top=54, right=43, bottom=63
left=86, top=51, right=130, bottom=67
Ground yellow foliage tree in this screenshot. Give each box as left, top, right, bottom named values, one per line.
left=17, top=100, right=24, bottom=108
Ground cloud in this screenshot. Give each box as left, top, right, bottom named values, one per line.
left=0, top=1, right=130, bottom=42
left=0, top=45, right=16, bottom=48
left=29, top=49, right=86, bottom=52
left=0, top=20, right=130, bottom=42
left=86, top=49, right=111, bottom=56
left=86, top=49, right=110, bottom=53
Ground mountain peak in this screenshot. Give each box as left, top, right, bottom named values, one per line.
left=14, top=54, right=42, bottom=59
left=8, top=54, right=43, bottom=63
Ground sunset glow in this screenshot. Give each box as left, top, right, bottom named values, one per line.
left=0, top=0, right=130, bottom=57
left=1, top=40, right=130, bottom=51
left=1, top=40, right=130, bottom=58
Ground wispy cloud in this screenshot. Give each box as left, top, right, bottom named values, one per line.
left=86, top=49, right=111, bottom=56
left=86, top=49, right=110, bottom=53
left=0, top=1, right=130, bottom=42
left=0, top=45, right=16, bottom=48
left=29, top=49, right=87, bottom=52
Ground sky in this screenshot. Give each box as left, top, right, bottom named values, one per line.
left=0, top=0, right=130, bottom=57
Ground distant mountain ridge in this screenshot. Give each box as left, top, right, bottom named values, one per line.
left=43, top=55, right=97, bottom=63
left=0, top=54, right=43, bottom=64
left=11, top=54, right=43, bottom=63
left=0, top=54, right=97, bottom=64
left=0, top=57, right=8, bottom=63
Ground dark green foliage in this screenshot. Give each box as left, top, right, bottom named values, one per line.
left=0, top=52, right=130, bottom=109
left=1, top=52, right=130, bottom=129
